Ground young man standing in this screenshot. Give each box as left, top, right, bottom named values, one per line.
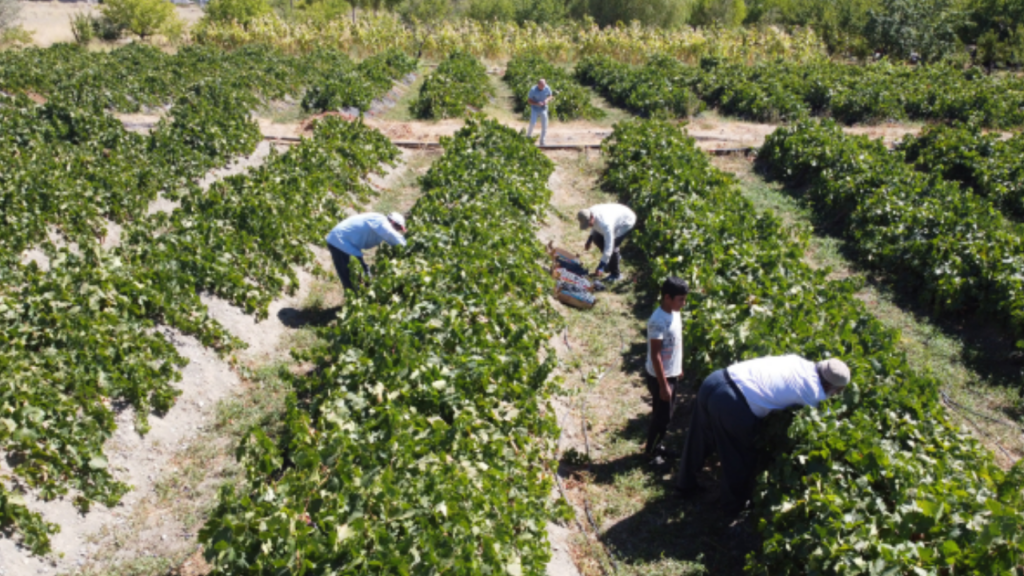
left=644, top=276, right=689, bottom=465
left=526, top=78, right=553, bottom=146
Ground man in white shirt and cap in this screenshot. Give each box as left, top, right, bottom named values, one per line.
left=325, top=212, right=407, bottom=293
left=675, top=355, right=851, bottom=515
left=577, top=203, right=637, bottom=282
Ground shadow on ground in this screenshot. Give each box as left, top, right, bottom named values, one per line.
left=277, top=306, right=341, bottom=328
left=577, top=404, right=757, bottom=576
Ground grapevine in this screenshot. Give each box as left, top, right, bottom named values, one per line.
left=198, top=117, right=567, bottom=574
left=602, top=118, right=1024, bottom=574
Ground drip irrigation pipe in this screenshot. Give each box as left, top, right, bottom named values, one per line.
left=940, top=390, right=1024, bottom=432
left=940, top=391, right=1020, bottom=463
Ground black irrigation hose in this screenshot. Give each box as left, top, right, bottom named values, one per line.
left=940, top=390, right=1019, bottom=463
left=940, top=390, right=1024, bottom=432
left=559, top=326, right=627, bottom=573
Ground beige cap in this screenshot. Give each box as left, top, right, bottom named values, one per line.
left=816, top=359, right=850, bottom=389
left=576, top=209, right=592, bottom=230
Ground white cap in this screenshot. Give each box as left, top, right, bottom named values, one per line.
left=388, top=212, right=406, bottom=232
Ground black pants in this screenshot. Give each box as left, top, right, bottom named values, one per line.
left=644, top=373, right=678, bottom=454
left=590, top=230, right=630, bottom=276
left=328, top=244, right=369, bottom=291
left=676, top=369, right=759, bottom=510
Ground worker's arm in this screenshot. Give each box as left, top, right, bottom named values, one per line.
left=371, top=219, right=407, bottom=247
left=595, top=219, right=615, bottom=265
left=584, top=232, right=594, bottom=251
left=649, top=339, right=672, bottom=402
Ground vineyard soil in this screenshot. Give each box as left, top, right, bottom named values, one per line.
left=538, top=150, right=751, bottom=576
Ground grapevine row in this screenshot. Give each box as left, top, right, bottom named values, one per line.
left=300, top=48, right=418, bottom=114
left=193, top=14, right=827, bottom=65
left=758, top=120, right=1024, bottom=343
left=198, top=117, right=564, bottom=574
left=900, top=124, right=1024, bottom=222
left=0, top=97, right=398, bottom=553
left=0, top=43, right=412, bottom=114
left=577, top=55, right=1024, bottom=128
left=503, top=54, right=605, bottom=122
left=601, top=119, right=1024, bottom=573
left=412, top=50, right=494, bottom=120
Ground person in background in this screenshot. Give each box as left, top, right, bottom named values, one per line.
left=675, top=355, right=851, bottom=515
left=577, top=203, right=637, bottom=282
left=644, top=277, right=689, bottom=467
left=526, top=78, right=553, bottom=146
left=325, top=212, right=407, bottom=293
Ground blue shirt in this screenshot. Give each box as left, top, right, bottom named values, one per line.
left=528, top=85, right=552, bottom=111
left=325, top=213, right=406, bottom=258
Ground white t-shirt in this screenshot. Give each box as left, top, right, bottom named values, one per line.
left=727, top=354, right=826, bottom=418
left=646, top=307, right=683, bottom=378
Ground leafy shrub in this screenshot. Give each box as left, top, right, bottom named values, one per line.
left=576, top=55, right=703, bottom=118
left=411, top=50, right=493, bottom=119
left=70, top=12, right=96, bottom=44
left=579, top=54, right=1024, bottom=128
left=204, top=0, right=273, bottom=26
left=151, top=80, right=261, bottom=175
left=101, top=0, right=183, bottom=40
left=301, top=48, right=417, bottom=113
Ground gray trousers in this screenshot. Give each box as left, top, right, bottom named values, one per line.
left=527, top=108, right=548, bottom=145
left=676, top=369, right=759, bottom=510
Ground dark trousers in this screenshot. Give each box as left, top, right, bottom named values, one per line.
left=644, top=373, right=678, bottom=454
left=676, top=369, right=759, bottom=510
left=590, top=230, right=630, bottom=276
left=328, top=244, right=368, bottom=291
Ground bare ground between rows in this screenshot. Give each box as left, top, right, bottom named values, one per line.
left=115, top=109, right=928, bottom=152
left=541, top=150, right=754, bottom=576
left=0, top=148, right=433, bottom=576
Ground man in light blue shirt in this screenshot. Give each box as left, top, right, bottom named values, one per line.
left=526, top=78, right=553, bottom=146
left=325, top=212, right=407, bottom=292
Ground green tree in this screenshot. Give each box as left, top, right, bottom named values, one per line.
left=585, top=0, right=690, bottom=27
left=204, top=0, right=272, bottom=25
left=690, top=0, right=747, bottom=26
left=101, top=0, right=183, bottom=39
left=745, top=0, right=881, bottom=54
left=865, top=0, right=965, bottom=61
left=467, top=0, right=567, bottom=23
left=398, top=0, right=452, bottom=22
